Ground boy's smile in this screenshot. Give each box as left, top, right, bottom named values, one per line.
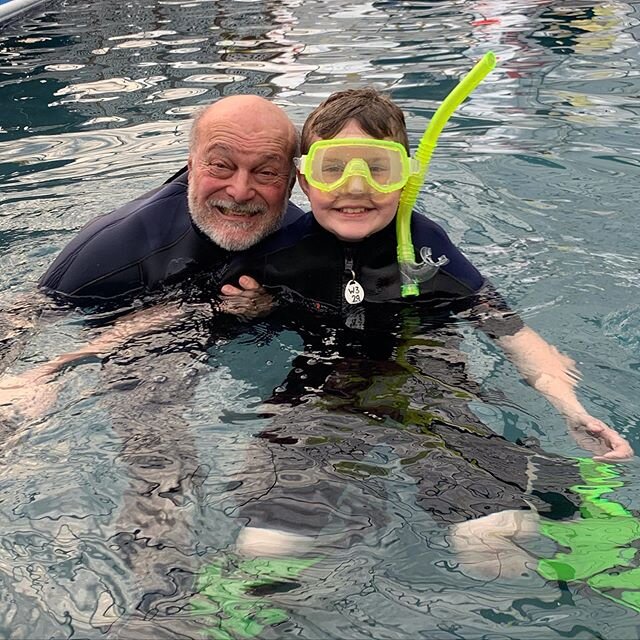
left=299, top=121, right=402, bottom=242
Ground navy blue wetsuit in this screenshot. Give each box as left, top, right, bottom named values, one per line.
left=39, top=167, right=304, bottom=305
left=223, top=212, right=523, bottom=338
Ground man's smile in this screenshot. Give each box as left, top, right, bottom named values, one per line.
left=208, top=199, right=265, bottom=218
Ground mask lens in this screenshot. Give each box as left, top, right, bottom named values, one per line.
left=308, top=140, right=408, bottom=192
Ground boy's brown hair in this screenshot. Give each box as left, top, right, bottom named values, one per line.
left=301, top=88, right=409, bottom=154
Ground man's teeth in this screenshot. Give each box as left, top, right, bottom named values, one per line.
left=218, top=207, right=252, bottom=216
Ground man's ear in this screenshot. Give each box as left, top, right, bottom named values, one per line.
left=287, top=169, right=296, bottom=197
left=187, top=156, right=193, bottom=171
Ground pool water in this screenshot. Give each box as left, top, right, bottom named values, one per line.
left=1, top=0, right=640, bottom=638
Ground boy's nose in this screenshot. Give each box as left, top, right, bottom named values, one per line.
left=342, top=174, right=370, bottom=195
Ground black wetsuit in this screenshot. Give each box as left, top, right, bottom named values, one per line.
left=38, top=167, right=304, bottom=305
left=224, top=212, right=483, bottom=305
left=220, top=213, right=580, bottom=535
left=223, top=211, right=523, bottom=337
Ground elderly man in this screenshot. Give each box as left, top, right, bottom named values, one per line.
left=39, top=94, right=303, bottom=303
left=1, top=94, right=302, bottom=417
left=0, top=96, right=306, bottom=635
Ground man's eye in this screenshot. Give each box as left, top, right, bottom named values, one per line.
left=207, top=162, right=232, bottom=176
left=256, top=169, right=280, bottom=184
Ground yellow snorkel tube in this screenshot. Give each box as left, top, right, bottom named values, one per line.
left=397, top=51, right=497, bottom=296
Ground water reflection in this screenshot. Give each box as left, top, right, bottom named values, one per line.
left=1, top=0, right=640, bottom=637
left=0, top=0, right=313, bottom=138
left=3, top=296, right=638, bottom=638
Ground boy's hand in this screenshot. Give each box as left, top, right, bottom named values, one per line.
left=219, top=276, right=275, bottom=320
left=567, top=414, right=634, bottom=461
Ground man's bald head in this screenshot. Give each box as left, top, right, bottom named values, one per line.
left=189, top=95, right=299, bottom=161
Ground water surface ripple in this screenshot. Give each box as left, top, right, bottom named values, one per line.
left=1, top=0, right=640, bottom=638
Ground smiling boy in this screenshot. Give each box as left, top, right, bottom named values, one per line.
left=220, top=87, right=631, bottom=572
left=222, top=86, right=631, bottom=459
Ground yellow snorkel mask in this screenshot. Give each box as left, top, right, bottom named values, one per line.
left=397, top=51, right=496, bottom=296
left=296, top=138, right=421, bottom=194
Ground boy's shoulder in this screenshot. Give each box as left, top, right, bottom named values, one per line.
left=410, top=211, right=485, bottom=291
left=410, top=213, right=454, bottom=248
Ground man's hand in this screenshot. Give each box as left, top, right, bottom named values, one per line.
left=567, top=413, right=634, bottom=462
left=219, top=276, right=275, bottom=320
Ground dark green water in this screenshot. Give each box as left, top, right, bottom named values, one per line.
left=1, top=1, right=640, bottom=638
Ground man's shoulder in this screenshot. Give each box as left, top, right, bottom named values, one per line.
left=54, top=168, right=189, bottom=254
left=80, top=168, right=190, bottom=241
left=38, top=168, right=193, bottom=301
left=220, top=212, right=314, bottom=286
left=281, top=200, right=306, bottom=227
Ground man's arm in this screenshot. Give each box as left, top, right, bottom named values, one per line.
left=495, top=325, right=633, bottom=461
left=0, top=303, right=191, bottom=421
left=1, top=271, right=272, bottom=422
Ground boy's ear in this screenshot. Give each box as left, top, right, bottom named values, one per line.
left=298, top=172, right=312, bottom=198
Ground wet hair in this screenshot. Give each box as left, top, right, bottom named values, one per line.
left=301, top=88, right=409, bottom=154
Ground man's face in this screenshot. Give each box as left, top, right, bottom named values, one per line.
left=187, top=103, right=294, bottom=251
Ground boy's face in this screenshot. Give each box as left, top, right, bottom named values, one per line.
left=299, top=120, right=403, bottom=242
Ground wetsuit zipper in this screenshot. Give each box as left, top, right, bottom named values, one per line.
left=341, top=245, right=355, bottom=309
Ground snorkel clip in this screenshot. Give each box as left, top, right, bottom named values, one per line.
left=398, top=246, right=450, bottom=297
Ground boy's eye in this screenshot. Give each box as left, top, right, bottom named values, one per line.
left=322, top=162, right=345, bottom=175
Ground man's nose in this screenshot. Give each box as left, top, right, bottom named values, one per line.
left=225, top=169, right=255, bottom=202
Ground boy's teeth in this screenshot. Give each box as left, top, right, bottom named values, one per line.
left=340, top=207, right=367, bottom=213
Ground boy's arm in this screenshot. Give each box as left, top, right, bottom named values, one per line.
left=458, top=283, right=632, bottom=461
left=495, top=325, right=633, bottom=461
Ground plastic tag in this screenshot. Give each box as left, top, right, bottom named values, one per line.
left=344, top=279, right=364, bottom=305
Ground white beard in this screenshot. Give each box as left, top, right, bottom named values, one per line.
left=187, top=181, right=286, bottom=251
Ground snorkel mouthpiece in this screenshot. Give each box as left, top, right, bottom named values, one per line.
left=397, top=51, right=496, bottom=297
